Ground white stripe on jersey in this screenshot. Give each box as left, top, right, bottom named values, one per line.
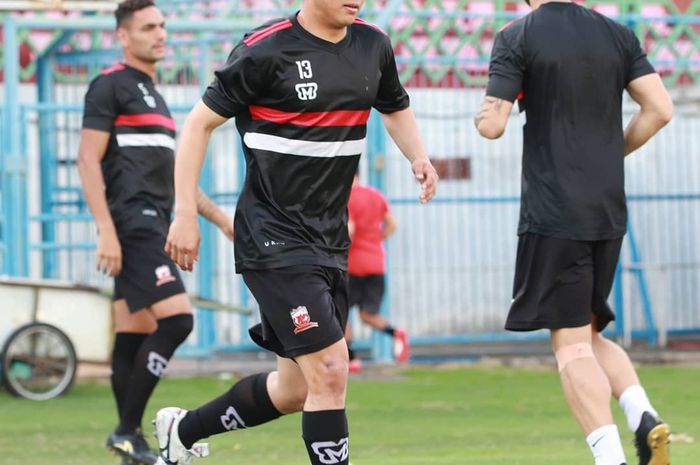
left=243, top=132, right=365, bottom=157
left=116, top=133, right=175, bottom=150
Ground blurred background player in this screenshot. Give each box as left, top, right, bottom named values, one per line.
left=156, top=0, right=438, bottom=464
left=77, top=1, right=233, bottom=463
left=345, top=173, right=409, bottom=373
left=476, top=1, right=673, bottom=465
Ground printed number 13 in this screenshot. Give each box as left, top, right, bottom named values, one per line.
left=296, top=60, right=313, bottom=79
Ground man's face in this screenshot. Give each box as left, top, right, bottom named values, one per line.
left=118, top=6, right=167, bottom=63
left=311, top=0, right=366, bottom=28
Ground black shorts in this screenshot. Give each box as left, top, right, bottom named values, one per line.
left=243, top=265, right=348, bottom=359
left=506, top=233, right=623, bottom=332
left=348, top=274, right=385, bottom=314
left=114, top=229, right=186, bottom=313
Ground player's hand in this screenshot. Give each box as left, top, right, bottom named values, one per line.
left=165, top=213, right=200, bottom=272
left=411, top=157, right=438, bottom=203
left=96, top=229, right=122, bottom=277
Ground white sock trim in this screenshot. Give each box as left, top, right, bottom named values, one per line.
left=619, top=384, right=657, bottom=431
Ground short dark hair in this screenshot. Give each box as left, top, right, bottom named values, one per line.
left=115, top=0, right=155, bottom=28
left=524, top=0, right=530, bottom=4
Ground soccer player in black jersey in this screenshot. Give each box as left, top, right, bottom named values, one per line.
left=476, top=1, right=673, bottom=465
left=153, top=1, right=438, bottom=464
left=77, top=2, right=233, bottom=464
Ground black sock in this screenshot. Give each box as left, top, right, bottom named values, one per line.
left=116, top=314, right=193, bottom=434
left=382, top=325, right=396, bottom=337
left=111, top=333, right=148, bottom=421
left=302, top=410, right=349, bottom=465
left=178, top=372, right=282, bottom=449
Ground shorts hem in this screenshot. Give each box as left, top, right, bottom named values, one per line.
left=122, top=288, right=187, bottom=313
left=505, top=318, right=592, bottom=332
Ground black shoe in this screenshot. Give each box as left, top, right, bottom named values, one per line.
left=106, top=431, right=159, bottom=465
left=634, top=412, right=670, bottom=465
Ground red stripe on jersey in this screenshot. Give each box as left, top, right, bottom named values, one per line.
left=516, top=90, right=525, bottom=101
left=353, top=18, right=387, bottom=35
left=244, top=19, right=293, bottom=46
left=102, top=63, right=126, bottom=75
left=249, top=105, right=371, bottom=127
left=115, top=113, right=176, bottom=131
left=499, top=19, right=520, bottom=32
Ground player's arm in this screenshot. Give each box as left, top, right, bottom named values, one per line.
left=166, top=100, right=228, bottom=271
left=77, top=129, right=122, bottom=277
left=623, top=73, right=673, bottom=156
left=196, top=188, right=234, bottom=241
left=381, top=108, right=438, bottom=204
left=382, top=211, right=397, bottom=239
left=474, top=97, right=514, bottom=140
left=477, top=29, right=522, bottom=139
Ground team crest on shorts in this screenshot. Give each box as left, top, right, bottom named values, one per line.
left=155, top=265, right=176, bottom=286
left=290, top=306, right=319, bottom=334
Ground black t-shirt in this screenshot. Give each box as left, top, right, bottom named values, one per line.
left=82, top=63, right=176, bottom=236
left=203, top=14, right=409, bottom=272
left=486, top=3, right=656, bottom=240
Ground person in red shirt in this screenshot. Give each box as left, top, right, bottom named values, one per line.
left=346, top=174, right=409, bottom=372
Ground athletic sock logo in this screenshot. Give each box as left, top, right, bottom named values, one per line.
left=220, top=406, right=246, bottom=431
left=147, top=352, right=168, bottom=377
left=311, top=438, right=348, bottom=464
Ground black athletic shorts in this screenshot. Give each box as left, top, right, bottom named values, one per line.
left=243, top=265, right=349, bottom=359
left=113, top=229, right=186, bottom=313
left=349, top=274, right=385, bottom=314
left=506, top=233, right=623, bottom=332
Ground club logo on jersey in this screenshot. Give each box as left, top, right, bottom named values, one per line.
left=290, top=306, right=319, bottom=334
left=147, top=351, right=168, bottom=377
left=137, top=82, right=157, bottom=108
left=310, top=438, right=349, bottom=464
left=295, top=83, right=318, bottom=101
left=220, top=406, right=246, bottom=431
left=155, top=265, right=176, bottom=286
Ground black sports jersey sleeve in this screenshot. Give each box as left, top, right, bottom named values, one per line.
left=83, top=76, right=118, bottom=131
left=624, top=27, right=656, bottom=84
left=485, top=30, right=525, bottom=102
left=202, top=43, right=262, bottom=118
left=373, top=36, right=410, bottom=113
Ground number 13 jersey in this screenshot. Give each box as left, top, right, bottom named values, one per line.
left=202, top=14, right=409, bottom=272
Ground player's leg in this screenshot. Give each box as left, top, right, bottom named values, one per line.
left=249, top=265, right=350, bottom=465
left=107, top=299, right=156, bottom=464
left=109, top=231, right=192, bottom=465
left=110, top=299, right=154, bottom=422
left=155, top=356, right=304, bottom=464
left=588, top=239, right=669, bottom=465
left=357, top=274, right=410, bottom=363
left=117, top=293, right=193, bottom=436
left=295, top=339, right=350, bottom=465
left=507, top=234, right=626, bottom=465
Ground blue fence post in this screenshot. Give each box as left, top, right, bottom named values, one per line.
left=366, top=110, right=392, bottom=363
left=37, top=55, right=58, bottom=278
left=626, top=222, right=657, bottom=346
left=196, top=37, right=217, bottom=356
left=3, top=16, right=29, bottom=277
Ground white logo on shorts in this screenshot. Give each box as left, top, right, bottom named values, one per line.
left=311, top=438, right=348, bottom=464
left=147, top=352, right=168, bottom=377
left=155, top=265, right=176, bottom=286
left=220, top=406, right=246, bottom=431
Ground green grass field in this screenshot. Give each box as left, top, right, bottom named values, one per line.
left=0, top=366, right=697, bottom=465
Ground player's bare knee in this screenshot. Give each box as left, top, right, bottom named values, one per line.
left=308, top=355, right=348, bottom=398
left=555, top=342, right=594, bottom=372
